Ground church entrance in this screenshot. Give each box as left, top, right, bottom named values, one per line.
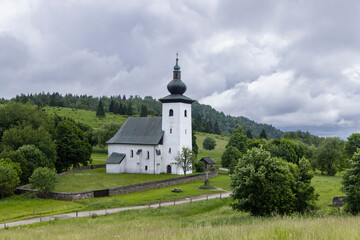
left=166, top=165, right=172, bottom=174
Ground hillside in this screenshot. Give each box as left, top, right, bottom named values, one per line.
left=11, top=93, right=284, bottom=138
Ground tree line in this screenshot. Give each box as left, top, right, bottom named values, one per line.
left=7, top=92, right=283, bottom=138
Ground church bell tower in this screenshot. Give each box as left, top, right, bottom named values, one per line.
left=159, top=54, right=194, bottom=174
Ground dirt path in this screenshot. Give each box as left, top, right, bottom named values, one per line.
left=0, top=191, right=231, bottom=229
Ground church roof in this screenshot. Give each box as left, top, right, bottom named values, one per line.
left=159, top=94, right=194, bottom=104
left=105, top=152, right=126, bottom=164
left=107, top=117, right=164, bottom=145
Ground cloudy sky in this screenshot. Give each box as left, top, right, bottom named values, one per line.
left=1, top=0, right=360, bottom=138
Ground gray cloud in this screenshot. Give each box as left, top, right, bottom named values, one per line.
left=1, top=0, right=360, bottom=138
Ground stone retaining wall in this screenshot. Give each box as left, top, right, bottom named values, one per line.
left=16, top=168, right=219, bottom=201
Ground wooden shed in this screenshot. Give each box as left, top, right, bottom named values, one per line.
left=200, top=157, right=216, bottom=171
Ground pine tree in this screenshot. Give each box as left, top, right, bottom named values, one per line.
left=140, top=104, right=148, bottom=117
left=260, top=129, right=268, bottom=139
left=245, top=129, right=253, bottom=139
left=126, top=103, right=133, bottom=116
left=214, top=120, right=221, bottom=135
left=109, top=99, right=115, bottom=113
left=96, top=99, right=105, bottom=118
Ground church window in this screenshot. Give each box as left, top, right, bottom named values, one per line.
left=169, top=109, right=174, bottom=116
left=184, top=110, right=187, bottom=117
left=170, top=129, right=172, bottom=134
left=145, top=166, right=148, bottom=171
left=130, top=150, right=133, bottom=158
left=185, top=129, right=187, bottom=134
left=147, top=151, right=150, bottom=159
left=169, top=148, right=171, bottom=153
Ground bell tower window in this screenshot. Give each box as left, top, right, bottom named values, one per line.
left=169, top=109, right=174, bottom=117
left=184, top=110, right=187, bottom=117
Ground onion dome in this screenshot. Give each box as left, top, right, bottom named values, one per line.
left=167, top=54, right=187, bottom=95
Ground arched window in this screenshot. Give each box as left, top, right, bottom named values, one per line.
left=130, top=150, right=134, bottom=158
left=169, top=109, right=174, bottom=116
left=170, top=129, right=172, bottom=134
left=147, top=151, right=150, bottom=159
left=169, top=148, right=171, bottom=153
left=184, top=110, right=187, bottom=117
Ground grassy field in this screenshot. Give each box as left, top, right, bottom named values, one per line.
left=0, top=171, right=230, bottom=222
left=54, top=169, right=181, bottom=192
left=44, top=106, right=128, bottom=129
left=2, top=198, right=359, bottom=239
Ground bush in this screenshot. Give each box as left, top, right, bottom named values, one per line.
left=0, top=163, right=20, bottom=198
left=203, top=137, right=216, bottom=150
left=210, top=166, right=216, bottom=172
left=230, top=148, right=317, bottom=216
left=343, top=149, right=360, bottom=214
left=29, top=167, right=58, bottom=194
left=221, top=146, right=241, bottom=169
left=194, top=161, right=205, bottom=172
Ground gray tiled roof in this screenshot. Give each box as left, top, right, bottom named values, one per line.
left=107, top=117, right=164, bottom=145
left=105, top=152, right=126, bottom=164
left=200, top=157, right=216, bottom=165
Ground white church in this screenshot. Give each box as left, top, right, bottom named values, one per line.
left=105, top=56, right=194, bottom=175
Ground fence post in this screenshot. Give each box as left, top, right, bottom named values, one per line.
left=40, top=211, right=42, bottom=222
left=76, top=211, right=78, bottom=218
left=220, top=193, right=222, bottom=199
left=149, top=202, right=151, bottom=208
left=190, top=198, right=192, bottom=203
left=3, top=219, right=6, bottom=229
left=174, top=199, right=176, bottom=205
left=206, top=195, right=208, bottom=201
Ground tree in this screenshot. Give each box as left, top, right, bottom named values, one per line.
left=96, top=99, right=105, bottom=118
left=343, top=149, right=360, bottom=214
left=345, top=133, right=360, bottom=159
left=221, top=146, right=241, bottom=170
left=0, top=163, right=20, bottom=198
left=315, top=137, right=344, bottom=176
left=109, top=99, right=115, bottom=113
left=92, top=122, right=122, bottom=148
left=2, top=125, right=57, bottom=165
left=214, top=120, right=221, bottom=135
left=260, top=129, right=268, bottom=139
left=245, top=129, right=253, bottom=139
left=172, top=147, right=195, bottom=176
left=17, top=145, right=53, bottom=183
left=126, top=103, right=133, bottom=116
left=192, top=130, right=199, bottom=157
left=29, top=167, right=58, bottom=195
left=55, top=120, right=92, bottom=172
left=226, top=126, right=248, bottom=154
left=203, top=137, right=216, bottom=150
left=230, top=148, right=317, bottom=216
left=0, top=102, right=54, bottom=139
left=140, top=104, right=148, bottom=117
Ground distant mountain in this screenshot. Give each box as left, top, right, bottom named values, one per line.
left=10, top=93, right=283, bottom=139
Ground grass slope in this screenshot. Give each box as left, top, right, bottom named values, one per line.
left=2, top=198, right=359, bottom=239
left=44, top=106, right=128, bottom=129
left=195, top=132, right=228, bottom=166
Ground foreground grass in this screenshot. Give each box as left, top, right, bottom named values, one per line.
left=54, top=169, right=181, bottom=193
left=2, top=198, right=360, bottom=239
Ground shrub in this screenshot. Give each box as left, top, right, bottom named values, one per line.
left=210, top=166, right=216, bottom=172
left=343, top=149, right=360, bottom=214
left=29, top=167, right=58, bottom=194
left=221, top=146, right=241, bottom=169
left=230, top=148, right=317, bottom=216
left=0, top=163, right=20, bottom=198
left=194, top=161, right=205, bottom=172
left=203, top=137, right=216, bottom=150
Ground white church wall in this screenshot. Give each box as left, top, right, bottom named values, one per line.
left=162, top=102, right=192, bottom=175
left=108, top=144, right=162, bottom=174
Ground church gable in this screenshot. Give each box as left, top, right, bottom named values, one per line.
left=107, top=117, right=164, bottom=145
